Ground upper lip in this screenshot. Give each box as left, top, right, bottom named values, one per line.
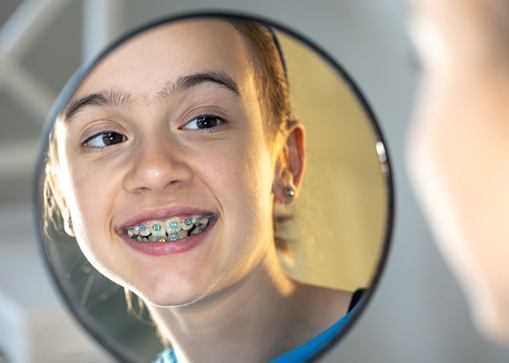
left=116, top=204, right=216, bottom=233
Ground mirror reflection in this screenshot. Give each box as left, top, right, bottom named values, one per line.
left=36, top=14, right=392, bottom=363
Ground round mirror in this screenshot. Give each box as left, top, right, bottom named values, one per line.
left=34, top=12, right=393, bottom=363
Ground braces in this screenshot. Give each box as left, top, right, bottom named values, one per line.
left=126, top=214, right=214, bottom=243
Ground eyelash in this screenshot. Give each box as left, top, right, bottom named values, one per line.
left=180, top=113, right=225, bottom=132
left=82, top=130, right=127, bottom=150
left=81, top=114, right=225, bottom=150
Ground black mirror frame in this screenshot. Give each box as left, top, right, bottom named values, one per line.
left=32, top=10, right=395, bottom=363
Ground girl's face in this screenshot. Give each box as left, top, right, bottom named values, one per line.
left=53, top=20, right=282, bottom=306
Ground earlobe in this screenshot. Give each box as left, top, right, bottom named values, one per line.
left=282, top=186, right=295, bottom=199
left=273, top=176, right=297, bottom=204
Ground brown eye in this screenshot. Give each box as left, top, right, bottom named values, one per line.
left=83, top=131, right=127, bottom=149
left=182, top=114, right=224, bottom=131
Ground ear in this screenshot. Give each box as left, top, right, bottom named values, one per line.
left=273, top=120, right=306, bottom=203
left=46, top=163, right=74, bottom=237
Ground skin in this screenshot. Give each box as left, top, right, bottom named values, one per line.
left=50, top=20, right=352, bottom=362
left=407, top=0, right=509, bottom=344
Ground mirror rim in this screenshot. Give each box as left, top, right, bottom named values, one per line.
left=32, top=10, right=395, bottom=363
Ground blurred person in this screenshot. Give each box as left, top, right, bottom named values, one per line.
left=407, top=0, right=509, bottom=344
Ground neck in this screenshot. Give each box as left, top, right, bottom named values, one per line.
left=148, top=247, right=308, bottom=363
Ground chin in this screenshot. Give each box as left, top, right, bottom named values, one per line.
left=132, top=279, right=211, bottom=308
left=143, top=294, right=203, bottom=308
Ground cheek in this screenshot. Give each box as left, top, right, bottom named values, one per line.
left=413, top=68, right=509, bottom=177
left=219, top=137, right=273, bottom=209
left=60, top=154, right=122, bottom=268
left=203, top=133, right=275, bottom=245
left=409, top=66, right=509, bottom=295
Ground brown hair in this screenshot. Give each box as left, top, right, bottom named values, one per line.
left=229, top=19, right=294, bottom=251
left=229, top=20, right=293, bottom=141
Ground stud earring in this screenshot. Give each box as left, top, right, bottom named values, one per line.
left=67, top=216, right=73, bottom=231
left=283, top=186, right=295, bottom=199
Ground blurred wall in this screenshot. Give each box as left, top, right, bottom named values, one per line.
left=0, top=0, right=508, bottom=362
left=277, top=31, right=387, bottom=291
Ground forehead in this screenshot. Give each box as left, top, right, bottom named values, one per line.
left=72, top=19, right=254, bottom=100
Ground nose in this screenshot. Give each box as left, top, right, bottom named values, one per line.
left=122, top=136, right=192, bottom=194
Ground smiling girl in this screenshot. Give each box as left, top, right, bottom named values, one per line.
left=44, top=17, right=361, bottom=363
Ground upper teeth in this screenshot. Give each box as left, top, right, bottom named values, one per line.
left=126, top=214, right=213, bottom=242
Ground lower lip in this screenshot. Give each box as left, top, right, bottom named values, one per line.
left=119, top=218, right=216, bottom=256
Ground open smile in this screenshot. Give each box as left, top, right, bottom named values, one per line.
left=123, top=213, right=215, bottom=243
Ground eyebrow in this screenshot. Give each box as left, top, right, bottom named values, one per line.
left=63, top=71, right=240, bottom=121
left=159, top=71, right=240, bottom=98
left=64, top=89, right=132, bottom=121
